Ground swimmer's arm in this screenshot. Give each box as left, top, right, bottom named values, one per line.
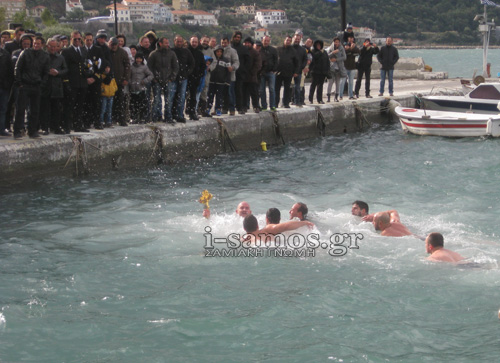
left=387, top=210, right=401, bottom=223
left=362, top=213, right=374, bottom=222
left=203, top=209, right=210, bottom=219
left=260, top=220, right=314, bottom=234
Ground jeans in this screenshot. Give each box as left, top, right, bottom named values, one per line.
left=225, top=81, right=236, bottom=111
left=293, top=73, right=302, bottom=105
left=173, top=79, right=188, bottom=119
left=259, top=72, right=276, bottom=109
left=0, top=87, right=9, bottom=132
left=346, top=69, right=355, bottom=98
left=379, top=69, right=394, bottom=94
left=100, top=96, right=113, bottom=125
left=152, top=81, right=175, bottom=121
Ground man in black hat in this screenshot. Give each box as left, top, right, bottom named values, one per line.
left=95, top=31, right=111, bottom=66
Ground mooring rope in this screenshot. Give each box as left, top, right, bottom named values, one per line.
left=215, top=118, right=237, bottom=152
left=316, top=107, right=326, bottom=137
left=271, top=112, right=285, bottom=145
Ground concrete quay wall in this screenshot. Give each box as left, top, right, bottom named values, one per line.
left=0, top=95, right=417, bottom=188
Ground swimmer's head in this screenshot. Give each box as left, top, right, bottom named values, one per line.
left=426, top=232, right=444, bottom=253
left=289, top=202, right=308, bottom=221
left=352, top=200, right=369, bottom=217
left=243, top=214, right=259, bottom=233
left=236, top=201, right=251, bottom=217
left=266, top=208, right=281, bottom=225
left=373, top=212, right=390, bottom=231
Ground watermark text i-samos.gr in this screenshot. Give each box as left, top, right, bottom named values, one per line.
left=203, top=227, right=363, bottom=257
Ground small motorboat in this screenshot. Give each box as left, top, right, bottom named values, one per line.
left=395, top=106, right=500, bottom=137
left=421, top=82, right=500, bottom=114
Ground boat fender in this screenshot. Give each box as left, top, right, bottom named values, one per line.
left=386, top=99, right=401, bottom=116
left=486, top=119, right=500, bottom=137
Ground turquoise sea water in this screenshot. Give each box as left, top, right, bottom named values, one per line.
left=2, top=121, right=500, bottom=361
left=400, top=48, right=500, bottom=78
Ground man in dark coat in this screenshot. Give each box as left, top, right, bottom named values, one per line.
left=275, top=36, right=299, bottom=108
left=0, top=46, right=14, bottom=136
left=13, top=35, right=50, bottom=139
left=83, top=32, right=105, bottom=129
left=172, top=35, right=194, bottom=123
left=231, top=31, right=250, bottom=114
left=40, top=37, right=68, bottom=135
left=259, top=35, right=278, bottom=111
left=377, top=36, right=399, bottom=96
left=186, top=36, right=206, bottom=120
left=242, top=37, right=262, bottom=113
left=4, top=27, right=24, bottom=55
left=292, top=31, right=308, bottom=107
left=308, top=39, right=329, bottom=104
left=62, top=31, right=92, bottom=132
left=354, top=38, right=379, bottom=98
left=109, top=37, right=131, bottom=126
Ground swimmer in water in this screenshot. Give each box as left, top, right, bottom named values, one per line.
left=351, top=200, right=369, bottom=217
left=289, top=202, right=308, bottom=221
left=243, top=214, right=314, bottom=245
left=364, top=209, right=413, bottom=237
left=425, top=232, right=465, bottom=263
left=203, top=201, right=252, bottom=219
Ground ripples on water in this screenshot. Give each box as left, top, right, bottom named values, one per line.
left=1, top=123, right=500, bottom=361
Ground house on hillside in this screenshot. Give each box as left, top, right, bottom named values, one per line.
left=255, top=9, right=288, bottom=27
left=254, top=28, right=268, bottom=40
left=29, top=5, right=46, bottom=17
left=235, top=4, right=256, bottom=15
left=66, top=0, right=84, bottom=14
left=172, top=10, right=218, bottom=26
left=0, top=0, right=26, bottom=19
left=110, top=0, right=172, bottom=24
left=172, top=0, right=189, bottom=11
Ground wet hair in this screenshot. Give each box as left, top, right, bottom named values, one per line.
left=353, top=200, right=369, bottom=214
left=296, top=203, right=308, bottom=220
left=427, top=232, right=444, bottom=248
left=243, top=214, right=259, bottom=233
left=266, top=208, right=281, bottom=224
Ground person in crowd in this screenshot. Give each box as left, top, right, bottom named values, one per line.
left=137, top=35, right=152, bottom=61
left=40, top=38, right=67, bottom=135
left=94, top=31, right=111, bottom=65
left=275, top=35, right=298, bottom=109
left=308, top=39, right=329, bottom=104
left=351, top=201, right=369, bottom=217
left=259, top=35, right=278, bottom=111
left=198, top=36, right=216, bottom=115
left=144, top=30, right=158, bottom=53
left=129, top=53, right=153, bottom=124
left=300, top=38, right=313, bottom=105
left=289, top=202, right=308, bottom=221
left=1, top=30, right=12, bottom=48
left=196, top=55, right=213, bottom=115
left=425, top=232, right=465, bottom=263
left=354, top=38, right=379, bottom=99
left=13, top=35, right=49, bottom=139
left=99, top=63, right=117, bottom=128
left=148, top=37, right=179, bottom=124
left=377, top=36, right=399, bottom=97
left=109, top=37, right=130, bottom=126
left=0, top=45, right=13, bottom=136
left=231, top=31, right=250, bottom=114
left=221, top=36, right=239, bottom=116
left=83, top=32, right=105, bottom=129
left=129, top=44, right=138, bottom=63
left=60, top=35, right=69, bottom=48
left=207, top=45, right=230, bottom=117
left=326, top=37, right=346, bottom=102
left=292, top=31, right=308, bottom=107
left=62, top=31, right=91, bottom=132
left=242, top=37, right=262, bottom=114
left=4, top=26, right=24, bottom=54
left=117, top=34, right=133, bottom=64
left=343, top=24, right=355, bottom=44
left=209, top=37, right=217, bottom=49
left=186, top=36, right=206, bottom=121
left=172, top=35, right=194, bottom=123
left=344, top=36, right=359, bottom=100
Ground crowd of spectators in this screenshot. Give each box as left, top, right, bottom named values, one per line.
left=0, top=26, right=392, bottom=140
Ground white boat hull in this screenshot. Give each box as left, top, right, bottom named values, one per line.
left=395, top=107, right=500, bottom=137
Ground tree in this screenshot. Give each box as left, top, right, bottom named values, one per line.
left=66, top=8, right=86, bottom=21
left=0, top=7, right=6, bottom=29
left=41, top=8, right=58, bottom=27
left=13, top=11, right=36, bottom=30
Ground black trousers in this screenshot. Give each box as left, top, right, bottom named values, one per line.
left=68, top=86, right=87, bottom=130
left=234, top=76, right=245, bottom=111
left=275, top=74, right=292, bottom=107
left=186, top=77, right=200, bottom=117
left=309, top=73, right=326, bottom=102
left=243, top=81, right=259, bottom=109
left=14, top=85, right=40, bottom=136
left=130, top=91, right=147, bottom=123
left=40, top=96, right=62, bottom=132
left=355, top=66, right=371, bottom=96
left=84, top=82, right=102, bottom=128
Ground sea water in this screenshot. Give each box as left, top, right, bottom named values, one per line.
left=1, top=122, right=500, bottom=362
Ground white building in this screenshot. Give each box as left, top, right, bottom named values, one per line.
left=29, top=5, right=46, bottom=17
left=172, top=10, right=218, bottom=26
left=235, top=4, right=256, bottom=15
left=106, top=3, right=131, bottom=22
left=0, top=0, right=26, bottom=19
left=255, top=9, right=287, bottom=27
left=352, top=27, right=375, bottom=41
left=66, top=0, right=84, bottom=14
left=254, top=28, right=268, bottom=40
left=172, top=0, right=189, bottom=11
left=154, top=2, right=172, bottom=23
